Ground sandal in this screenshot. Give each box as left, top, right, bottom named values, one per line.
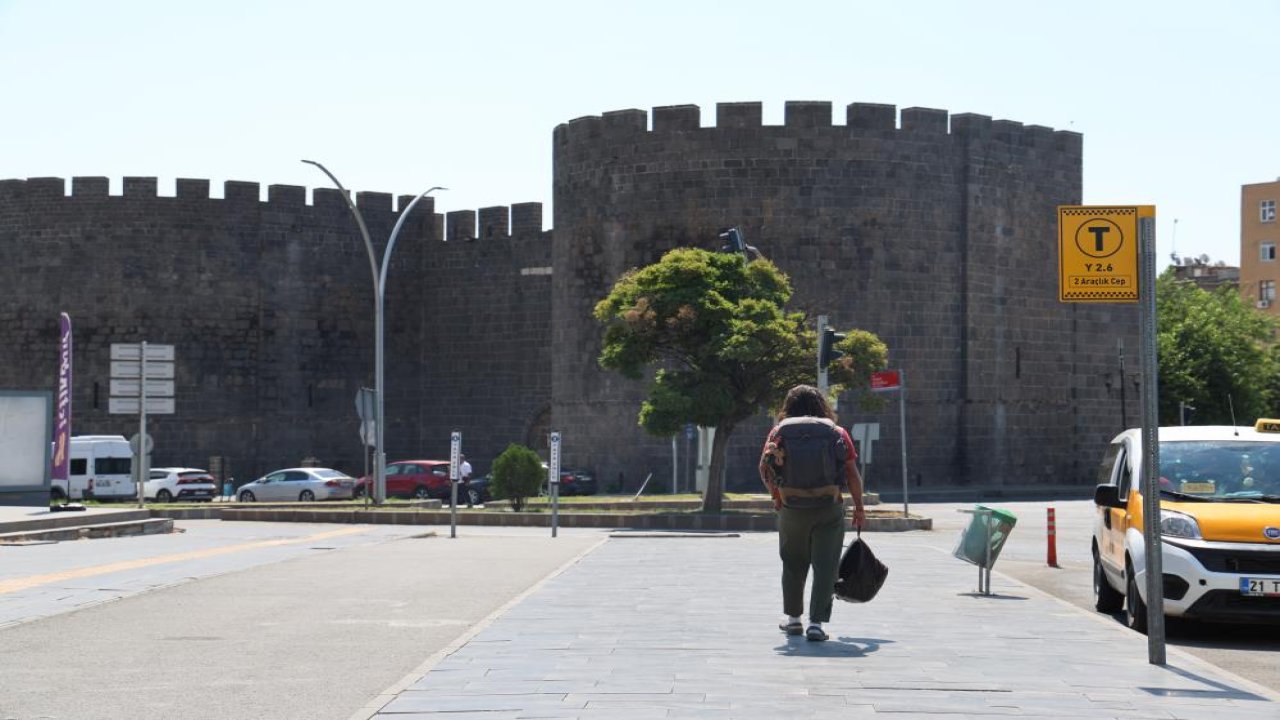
left=805, top=625, right=828, bottom=642
left=779, top=620, right=803, bottom=635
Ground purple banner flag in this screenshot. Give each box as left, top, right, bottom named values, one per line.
left=51, top=312, right=72, bottom=481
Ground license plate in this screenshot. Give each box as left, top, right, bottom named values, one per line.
left=1240, top=577, right=1280, bottom=597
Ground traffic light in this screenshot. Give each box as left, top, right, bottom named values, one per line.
left=819, top=327, right=846, bottom=367
left=719, top=227, right=745, bottom=254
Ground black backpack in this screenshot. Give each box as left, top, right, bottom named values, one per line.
left=774, top=417, right=844, bottom=507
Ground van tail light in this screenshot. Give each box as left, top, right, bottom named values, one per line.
left=88, top=478, right=94, bottom=491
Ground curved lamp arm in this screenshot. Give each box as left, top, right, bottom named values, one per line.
left=302, top=159, right=378, bottom=290
left=380, top=187, right=446, bottom=290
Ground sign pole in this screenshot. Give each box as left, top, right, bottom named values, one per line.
left=136, top=342, right=148, bottom=508
left=1137, top=211, right=1166, bottom=664
left=816, top=314, right=829, bottom=395
left=899, top=370, right=909, bottom=517
left=449, top=431, right=461, bottom=539
left=549, top=432, right=561, bottom=538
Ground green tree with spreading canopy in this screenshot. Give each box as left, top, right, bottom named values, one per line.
left=594, top=247, right=888, bottom=512
left=1157, top=269, right=1278, bottom=425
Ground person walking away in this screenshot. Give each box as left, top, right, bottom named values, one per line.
left=459, top=454, right=474, bottom=508
left=759, top=384, right=866, bottom=641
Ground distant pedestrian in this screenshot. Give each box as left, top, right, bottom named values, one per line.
left=759, top=384, right=866, bottom=642
left=459, top=454, right=474, bottom=507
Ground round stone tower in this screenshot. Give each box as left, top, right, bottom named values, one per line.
left=552, top=100, right=1137, bottom=496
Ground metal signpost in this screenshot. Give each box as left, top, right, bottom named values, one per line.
left=110, top=342, right=174, bottom=507
left=816, top=314, right=830, bottom=395
left=449, top=431, right=461, bottom=539
left=870, top=369, right=910, bottom=516
left=356, top=388, right=375, bottom=508
left=1058, top=205, right=1164, bottom=664
left=549, top=432, right=561, bottom=538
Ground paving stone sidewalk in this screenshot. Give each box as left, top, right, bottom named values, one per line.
left=366, top=531, right=1278, bottom=719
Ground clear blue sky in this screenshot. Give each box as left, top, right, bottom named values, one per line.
left=2, top=0, right=1273, bottom=267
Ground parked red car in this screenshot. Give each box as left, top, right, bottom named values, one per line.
left=354, top=460, right=452, bottom=499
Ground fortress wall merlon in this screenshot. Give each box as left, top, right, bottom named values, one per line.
left=652, top=104, right=700, bottom=131
left=268, top=184, right=306, bottom=207
left=26, top=177, right=66, bottom=198
left=446, top=210, right=476, bottom=242
left=72, top=177, right=110, bottom=196
left=478, top=206, right=510, bottom=240
left=992, top=119, right=1025, bottom=144
left=1024, top=125, right=1054, bottom=148
left=123, top=177, right=158, bottom=197
left=432, top=213, right=444, bottom=241
left=224, top=180, right=261, bottom=204
left=847, top=103, right=897, bottom=130
left=949, top=113, right=992, bottom=139
left=785, top=101, right=833, bottom=128
left=356, top=191, right=393, bottom=213
left=564, top=115, right=604, bottom=142
left=511, top=202, right=543, bottom=235
left=602, top=109, right=646, bottom=133
left=716, top=102, right=763, bottom=128
left=396, top=195, right=436, bottom=216
left=1054, top=130, right=1083, bottom=155
left=0, top=179, right=25, bottom=201
left=900, top=107, right=948, bottom=134
left=176, top=178, right=211, bottom=199
left=313, top=187, right=349, bottom=211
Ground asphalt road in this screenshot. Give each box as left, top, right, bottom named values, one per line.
left=0, top=521, right=606, bottom=720
left=908, top=499, right=1280, bottom=693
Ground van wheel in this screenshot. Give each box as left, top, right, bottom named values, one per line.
left=156, top=489, right=173, bottom=503
left=299, top=490, right=315, bottom=502
left=239, top=491, right=255, bottom=502
left=413, top=486, right=430, bottom=500
left=1125, top=559, right=1149, bottom=634
left=1093, top=547, right=1123, bottom=613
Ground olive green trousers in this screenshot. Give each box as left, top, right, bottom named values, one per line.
left=777, top=502, right=846, bottom=622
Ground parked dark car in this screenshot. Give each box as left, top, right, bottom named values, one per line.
left=540, top=466, right=597, bottom=496
left=465, top=474, right=493, bottom=506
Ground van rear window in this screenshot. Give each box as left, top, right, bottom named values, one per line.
left=95, top=457, right=132, bottom=475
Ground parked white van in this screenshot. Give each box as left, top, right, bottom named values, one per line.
left=51, top=435, right=135, bottom=501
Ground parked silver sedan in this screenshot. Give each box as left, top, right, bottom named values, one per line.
left=237, top=468, right=356, bottom=502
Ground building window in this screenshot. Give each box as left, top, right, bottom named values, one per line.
left=1262, top=280, right=1277, bottom=303
left=1263, top=200, right=1276, bottom=223
left=1263, top=243, right=1277, bottom=261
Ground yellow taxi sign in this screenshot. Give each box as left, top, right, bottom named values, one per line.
left=1255, top=419, right=1280, bottom=433
left=1058, top=206, right=1150, bottom=303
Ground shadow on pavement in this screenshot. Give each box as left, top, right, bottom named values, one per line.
left=1141, top=665, right=1271, bottom=701
left=773, top=636, right=891, bottom=658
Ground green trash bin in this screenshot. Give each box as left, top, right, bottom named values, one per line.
left=953, top=505, right=1018, bottom=568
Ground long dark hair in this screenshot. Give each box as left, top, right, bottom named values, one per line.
left=777, top=384, right=836, bottom=422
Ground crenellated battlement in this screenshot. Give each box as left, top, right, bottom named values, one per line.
left=554, top=100, right=1081, bottom=154
left=0, top=175, right=546, bottom=244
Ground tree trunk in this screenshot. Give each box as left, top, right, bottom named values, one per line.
left=701, top=422, right=735, bottom=513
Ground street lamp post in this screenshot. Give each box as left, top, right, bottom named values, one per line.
left=303, top=160, right=444, bottom=504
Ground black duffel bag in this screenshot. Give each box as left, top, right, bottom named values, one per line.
left=834, top=530, right=889, bottom=603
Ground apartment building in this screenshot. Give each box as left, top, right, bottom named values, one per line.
left=1241, top=179, right=1280, bottom=313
